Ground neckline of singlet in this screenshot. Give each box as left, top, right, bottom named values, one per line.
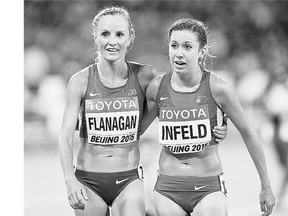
left=168, top=70, right=206, bottom=95
left=93, top=61, right=130, bottom=93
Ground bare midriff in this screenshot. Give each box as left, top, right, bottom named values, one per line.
left=76, top=138, right=140, bottom=172
left=159, top=145, right=222, bottom=177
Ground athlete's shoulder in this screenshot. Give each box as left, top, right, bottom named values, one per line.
left=148, top=73, right=165, bottom=91
left=70, top=65, right=90, bottom=82
left=127, top=60, right=144, bottom=72
left=209, top=71, right=237, bottom=104
left=142, top=64, right=158, bottom=83
left=209, top=71, right=233, bottom=92
left=67, top=65, right=90, bottom=93
left=127, top=61, right=158, bottom=79
left=127, top=61, right=157, bottom=75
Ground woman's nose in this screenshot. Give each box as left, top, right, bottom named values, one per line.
left=176, top=52, right=183, bottom=59
left=108, top=36, right=117, bottom=46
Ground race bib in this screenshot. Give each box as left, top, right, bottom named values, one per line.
left=164, top=143, right=210, bottom=154
left=159, top=106, right=211, bottom=148
left=85, top=97, right=139, bottom=145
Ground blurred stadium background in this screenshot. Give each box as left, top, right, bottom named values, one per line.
left=24, top=0, right=288, bottom=215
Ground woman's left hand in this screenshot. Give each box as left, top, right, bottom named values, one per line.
left=259, top=186, right=275, bottom=216
left=213, top=116, right=228, bottom=143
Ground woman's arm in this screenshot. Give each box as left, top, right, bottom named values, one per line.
left=58, top=69, right=88, bottom=210
left=140, top=75, right=162, bottom=135
left=210, top=73, right=275, bottom=215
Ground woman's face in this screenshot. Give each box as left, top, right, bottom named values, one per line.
left=169, top=30, right=204, bottom=74
left=95, top=14, right=131, bottom=62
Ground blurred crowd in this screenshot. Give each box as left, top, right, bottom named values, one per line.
left=24, top=0, right=288, bottom=146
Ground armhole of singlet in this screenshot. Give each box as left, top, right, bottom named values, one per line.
left=206, top=71, right=224, bottom=112
left=78, top=65, right=93, bottom=138
left=206, top=71, right=225, bottom=126
left=126, top=61, right=145, bottom=98
left=155, top=71, right=170, bottom=104
left=80, top=64, right=93, bottom=106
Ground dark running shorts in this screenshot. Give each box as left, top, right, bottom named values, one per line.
left=154, top=172, right=227, bottom=213
left=75, top=166, right=143, bottom=206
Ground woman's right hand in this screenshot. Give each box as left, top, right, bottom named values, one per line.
left=65, top=177, right=88, bottom=210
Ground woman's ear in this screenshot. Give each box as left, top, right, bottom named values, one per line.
left=199, top=47, right=207, bottom=59
left=127, top=30, right=135, bottom=52
left=94, top=35, right=98, bottom=43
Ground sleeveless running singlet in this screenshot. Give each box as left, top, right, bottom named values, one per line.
left=156, top=70, right=224, bottom=154
left=79, top=61, right=145, bottom=145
